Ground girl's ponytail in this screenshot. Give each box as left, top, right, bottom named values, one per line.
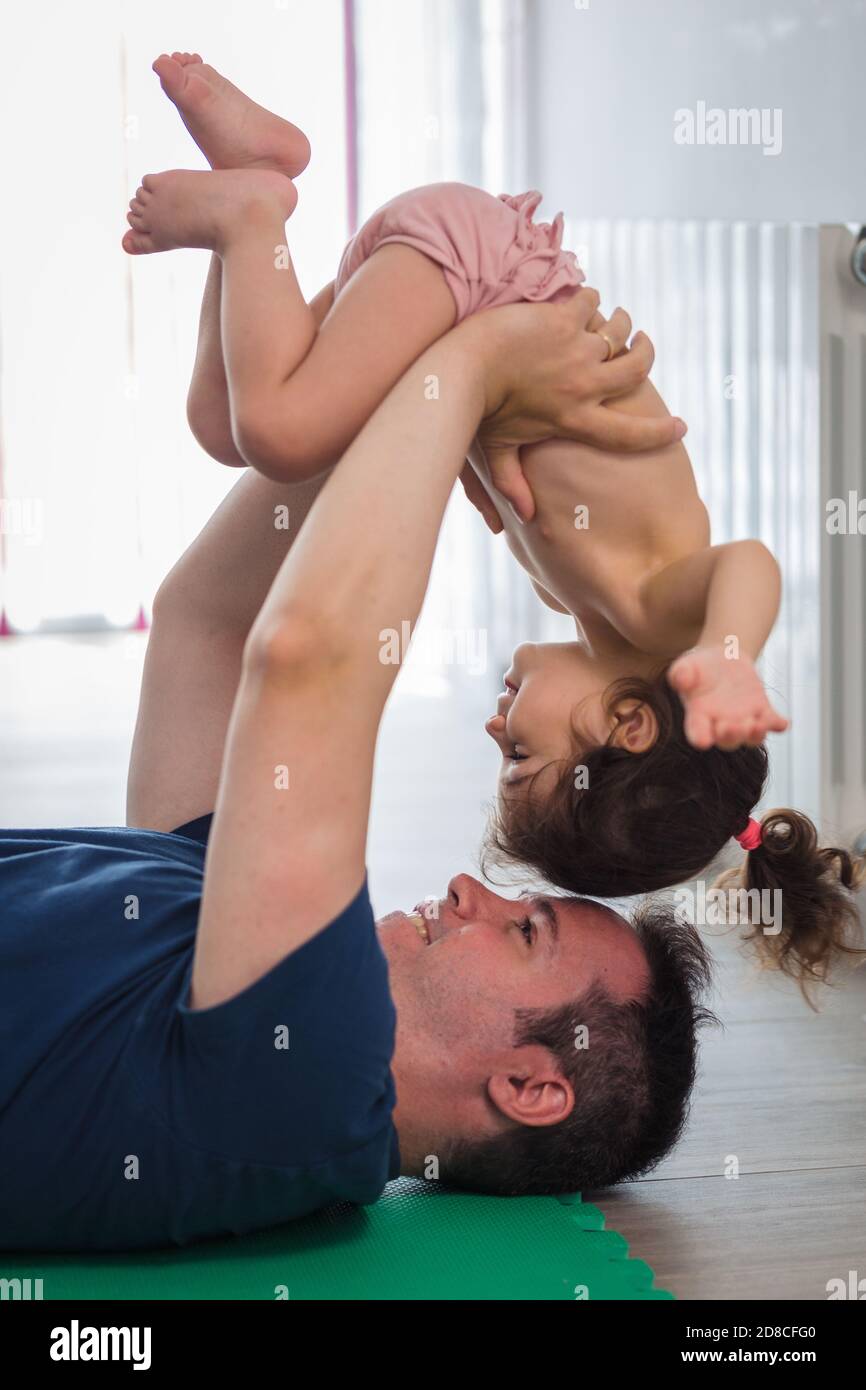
left=716, top=808, right=866, bottom=1003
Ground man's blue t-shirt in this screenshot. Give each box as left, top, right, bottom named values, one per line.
left=0, top=814, right=399, bottom=1251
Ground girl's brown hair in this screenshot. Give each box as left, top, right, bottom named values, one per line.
left=486, top=671, right=865, bottom=999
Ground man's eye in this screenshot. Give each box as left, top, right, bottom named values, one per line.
left=519, top=917, right=534, bottom=944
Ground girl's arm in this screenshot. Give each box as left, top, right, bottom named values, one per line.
left=638, top=539, right=782, bottom=661
left=636, top=541, right=789, bottom=751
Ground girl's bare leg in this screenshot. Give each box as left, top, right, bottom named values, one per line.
left=126, top=168, right=456, bottom=482
left=145, top=53, right=316, bottom=467
left=133, top=54, right=456, bottom=481
left=186, top=255, right=243, bottom=464
left=225, top=242, right=457, bottom=479
left=185, top=255, right=335, bottom=467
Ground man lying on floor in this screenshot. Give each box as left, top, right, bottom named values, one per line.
left=0, top=298, right=712, bottom=1250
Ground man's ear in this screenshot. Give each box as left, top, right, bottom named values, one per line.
left=608, top=698, right=659, bottom=754
left=487, top=1045, right=574, bottom=1128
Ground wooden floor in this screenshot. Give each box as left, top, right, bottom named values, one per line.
left=1, top=633, right=864, bottom=1301
left=587, top=957, right=866, bottom=1300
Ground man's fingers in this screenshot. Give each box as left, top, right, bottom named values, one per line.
left=486, top=447, right=537, bottom=523
left=588, top=306, right=632, bottom=361
left=458, top=463, right=504, bottom=534
left=567, top=284, right=601, bottom=329
left=596, top=329, right=657, bottom=394
left=573, top=406, right=688, bottom=452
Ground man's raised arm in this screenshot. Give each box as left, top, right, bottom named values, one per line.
left=191, top=292, right=660, bottom=1008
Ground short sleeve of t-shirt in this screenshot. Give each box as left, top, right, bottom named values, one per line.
left=124, top=877, right=398, bottom=1175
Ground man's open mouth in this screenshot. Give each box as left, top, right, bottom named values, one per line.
left=407, top=912, right=431, bottom=945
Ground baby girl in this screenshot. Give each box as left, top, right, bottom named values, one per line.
left=123, top=54, right=864, bottom=994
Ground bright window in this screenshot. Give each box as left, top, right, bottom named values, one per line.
left=0, top=0, right=348, bottom=631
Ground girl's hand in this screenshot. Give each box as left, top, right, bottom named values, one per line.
left=668, top=647, right=789, bottom=751
left=467, top=287, right=687, bottom=522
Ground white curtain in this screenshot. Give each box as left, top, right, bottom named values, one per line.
left=0, top=0, right=348, bottom=632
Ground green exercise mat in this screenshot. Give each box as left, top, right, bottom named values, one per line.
left=2, top=1179, right=672, bottom=1301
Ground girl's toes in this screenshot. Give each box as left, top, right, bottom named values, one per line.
left=122, top=229, right=154, bottom=256
left=152, top=54, right=185, bottom=98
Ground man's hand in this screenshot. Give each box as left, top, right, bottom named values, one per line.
left=668, top=647, right=789, bottom=751
left=464, top=287, right=687, bottom=524
left=458, top=461, right=504, bottom=534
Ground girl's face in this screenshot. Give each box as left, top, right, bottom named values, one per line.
left=485, top=641, right=615, bottom=802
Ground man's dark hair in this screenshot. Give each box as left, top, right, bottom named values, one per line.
left=443, top=900, right=716, bottom=1195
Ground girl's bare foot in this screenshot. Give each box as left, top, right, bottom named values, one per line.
left=122, top=168, right=297, bottom=256
left=152, top=52, right=311, bottom=178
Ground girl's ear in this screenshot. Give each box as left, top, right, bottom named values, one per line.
left=609, top=698, right=659, bottom=754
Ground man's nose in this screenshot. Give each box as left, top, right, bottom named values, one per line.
left=446, top=873, right=502, bottom=923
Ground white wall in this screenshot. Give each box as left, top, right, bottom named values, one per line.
left=529, top=0, right=866, bottom=222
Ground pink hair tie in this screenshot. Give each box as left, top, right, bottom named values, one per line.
left=735, top=817, right=763, bottom=851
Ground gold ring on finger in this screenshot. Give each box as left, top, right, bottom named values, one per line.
left=595, top=330, right=616, bottom=362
